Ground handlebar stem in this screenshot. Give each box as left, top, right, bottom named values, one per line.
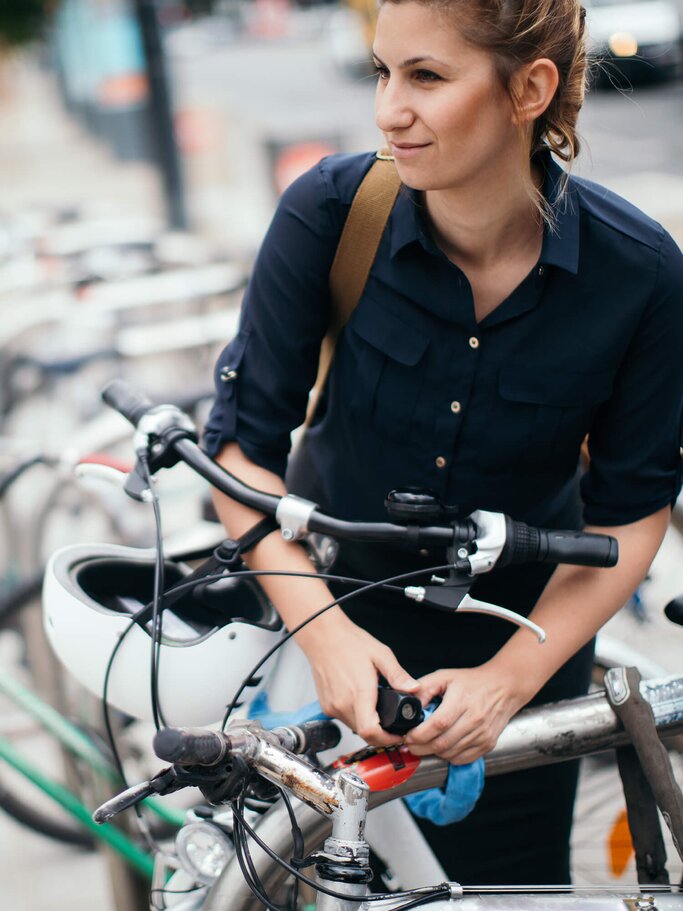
left=227, top=726, right=343, bottom=817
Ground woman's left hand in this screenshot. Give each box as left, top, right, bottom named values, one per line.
left=404, top=664, right=526, bottom=765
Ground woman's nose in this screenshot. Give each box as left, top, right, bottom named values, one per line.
left=375, top=80, right=414, bottom=134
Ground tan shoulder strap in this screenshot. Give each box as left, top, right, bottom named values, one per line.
left=304, top=153, right=401, bottom=428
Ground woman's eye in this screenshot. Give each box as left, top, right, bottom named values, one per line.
left=413, top=69, right=441, bottom=83
left=373, top=63, right=389, bottom=81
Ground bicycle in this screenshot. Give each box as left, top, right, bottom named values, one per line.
left=0, top=385, right=226, bottom=848
left=38, top=379, right=683, bottom=909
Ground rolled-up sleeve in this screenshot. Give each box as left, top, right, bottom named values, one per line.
left=203, top=158, right=349, bottom=475
left=581, top=230, right=683, bottom=526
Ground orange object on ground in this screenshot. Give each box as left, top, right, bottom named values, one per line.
left=608, top=807, right=634, bottom=877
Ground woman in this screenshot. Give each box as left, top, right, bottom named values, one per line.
left=204, top=0, right=683, bottom=885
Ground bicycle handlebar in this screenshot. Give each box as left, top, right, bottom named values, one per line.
left=102, top=378, right=156, bottom=429
left=100, top=379, right=618, bottom=570
left=153, top=719, right=342, bottom=768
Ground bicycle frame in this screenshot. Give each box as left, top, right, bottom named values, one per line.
left=0, top=665, right=184, bottom=877
left=199, top=675, right=683, bottom=911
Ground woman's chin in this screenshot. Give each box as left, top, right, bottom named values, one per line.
left=392, top=161, right=430, bottom=190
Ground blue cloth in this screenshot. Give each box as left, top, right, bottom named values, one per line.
left=404, top=759, right=484, bottom=826
left=204, top=150, right=683, bottom=529
left=249, top=695, right=484, bottom=826
left=402, top=702, right=484, bottom=826
left=248, top=691, right=328, bottom=728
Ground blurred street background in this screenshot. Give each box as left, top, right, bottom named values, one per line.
left=1, top=0, right=683, bottom=908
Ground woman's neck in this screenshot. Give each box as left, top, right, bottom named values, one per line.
left=424, top=160, right=543, bottom=271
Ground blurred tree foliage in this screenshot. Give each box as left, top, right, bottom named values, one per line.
left=0, top=1, right=217, bottom=50
left=0, top=0, right=55, bottom=47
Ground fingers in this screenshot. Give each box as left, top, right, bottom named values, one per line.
left=375, top=647, right=419, bottom=694
left=314, top=660, right=403, bottom=747
left=404, top=675, right=488, bottom=761
left=407, top=719, right=498, bottom=764
left=413, top=669, right=451, bottom=706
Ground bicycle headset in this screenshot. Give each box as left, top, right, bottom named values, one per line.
left=43, top=542, right=283, bottom=727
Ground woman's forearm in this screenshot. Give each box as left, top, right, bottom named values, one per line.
left=488, top=505, right=672, bottom=707
left=211, top=443, right=418, bottom=740
left=211, top=442, right=349, bottom=650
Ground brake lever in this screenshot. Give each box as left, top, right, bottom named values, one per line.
left=404, top=583, right=546, bottom=643
left=122, top=457, right=154, bottom=502
left=92, top=767, right=178, bottom=823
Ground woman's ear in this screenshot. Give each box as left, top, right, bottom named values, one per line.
left=511, top=59, right=560, bottom=125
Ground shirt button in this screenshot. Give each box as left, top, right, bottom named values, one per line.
left=435, top=456, right=447, bottom=469
left=538, top=265, right=545, bottom=277
left=450, top=401, right=461, bottom=414
left=468, top=337, right=479, bottom=349
left=220, top=367, right=238, bottom=382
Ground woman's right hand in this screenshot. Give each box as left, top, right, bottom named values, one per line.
left=297, top=612, right=420, bottom=747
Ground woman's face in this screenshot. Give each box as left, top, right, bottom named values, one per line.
left=373, top=2, right=519, bottom=192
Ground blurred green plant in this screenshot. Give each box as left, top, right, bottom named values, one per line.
left=0, top=0, right=54, bottom=47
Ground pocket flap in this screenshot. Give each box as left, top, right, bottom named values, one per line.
left=499, top=366, right=613, bottom=407
left=350, top=300, right=429, bottom=366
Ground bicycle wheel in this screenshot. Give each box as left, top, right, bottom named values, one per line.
left=0, top=575, right=180, bottom=849
left=0, top=574, right=97, bottom=847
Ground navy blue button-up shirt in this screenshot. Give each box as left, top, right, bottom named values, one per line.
left=205, top=151, right=683, bottom=529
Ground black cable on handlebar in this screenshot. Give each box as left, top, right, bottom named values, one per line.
left=231, top=798, right=452, bottom=906
left=149, top=884, right=202, bottom=911
left=278, top=787, right=303, bottom=911
left=139, top=452, right=167, bottom=732
left=235, top=793, right=271, bottom=903
left=232, top=793, right=281, bottom=911
left=220, top=561, right=456, bottom=731
left=100, top=616, right=159, bottom=855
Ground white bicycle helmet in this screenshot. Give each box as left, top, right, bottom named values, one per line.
left=43, top=542, right=283, bottom=727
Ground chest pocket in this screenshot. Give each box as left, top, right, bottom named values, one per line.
left=480, top=365, right=613, bottom=474
left=348, top=301, right=430, bottom=442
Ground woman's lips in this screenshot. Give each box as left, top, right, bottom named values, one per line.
left=389, top=142, right=430, bottom=160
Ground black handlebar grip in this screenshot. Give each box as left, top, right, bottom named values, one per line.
left=377, top=687, right=424, bottom=735
left=293, top=720, right=342, bottom=754
left=665, top=596, right=683, bottom=628
left=502, top=519, right=618, bottom=568
left=536, top=529, right=618, bottom=568
left=153, top=727, right=228, bottom=767
left=501, top=519, right=542, bottom=566
left=101, top=379, right=155, bottom=428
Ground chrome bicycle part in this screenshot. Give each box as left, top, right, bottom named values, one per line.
left=466, top=510, right=507, bottom=574
left=403, top=587, right=546, bottom=643
left=275, top=494, right=319, bottom=542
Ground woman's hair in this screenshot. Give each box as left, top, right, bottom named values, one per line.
left=379, top=0, right=588, bottom=222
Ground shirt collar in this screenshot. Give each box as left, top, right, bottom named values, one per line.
left=538, top=153, right=580, bottom=275
left=389, top=151, right=581, bottom=275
